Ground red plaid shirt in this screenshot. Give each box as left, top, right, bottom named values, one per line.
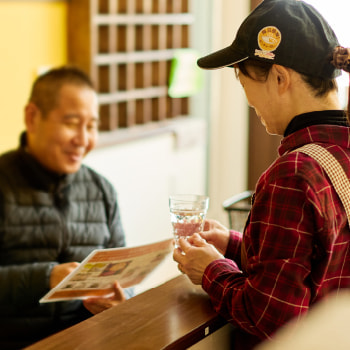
left=203, top=124, right=350, bottom=348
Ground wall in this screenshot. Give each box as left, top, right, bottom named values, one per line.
left=207, top=1, right=250, bottom=224
left=0, top=0, right=67, bottom=153
left=84, top=119, right=207, bottom=247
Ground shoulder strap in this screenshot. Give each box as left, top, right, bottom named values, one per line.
left=295, top=143, right=350, bottom=227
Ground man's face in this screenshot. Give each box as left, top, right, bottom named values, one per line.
left=26, top=84, right=99, bottom=174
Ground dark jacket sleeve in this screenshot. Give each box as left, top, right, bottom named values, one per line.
left=0, top=262, right=56, bottom=306
left=0, top=183, right=58, bottom=306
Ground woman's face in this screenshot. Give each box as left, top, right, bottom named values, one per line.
left=237, top=65, right=287, bottom=135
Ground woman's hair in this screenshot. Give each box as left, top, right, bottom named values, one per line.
left=235, top=59, right=338, bottom=98
left=28, top=66, right=94, bottom=117
left=236, top=47, right=350, bottom=122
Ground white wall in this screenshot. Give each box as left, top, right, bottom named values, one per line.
left=206, top=0, right=250, bottom=225
left=84, top=118, right=207, bottom=247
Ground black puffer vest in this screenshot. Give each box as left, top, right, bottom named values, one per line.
left=0, top=137, right=125, bottom=348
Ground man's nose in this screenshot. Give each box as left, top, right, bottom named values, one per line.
left=73, top=126, right=90, bottom=147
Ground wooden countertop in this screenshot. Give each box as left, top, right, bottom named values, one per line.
left=25, top=275, right=227, bottom=350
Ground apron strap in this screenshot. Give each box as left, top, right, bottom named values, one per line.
left=295, top=143, right=350, bottom=228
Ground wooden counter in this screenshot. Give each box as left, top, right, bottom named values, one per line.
left=25, top=275, right=233, bottom=350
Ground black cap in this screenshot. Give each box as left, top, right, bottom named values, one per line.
left=197, top=0, right=341, bottom=79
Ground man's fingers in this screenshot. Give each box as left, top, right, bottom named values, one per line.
left=83, top=299, right=112, bottom=314
left=113, top=281, right=126, bottom=302
left=83, top=284, right=126, bottom=315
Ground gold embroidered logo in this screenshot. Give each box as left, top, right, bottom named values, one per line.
left=255, top=26, right=282, bottom=60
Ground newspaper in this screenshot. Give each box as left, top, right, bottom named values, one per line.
left=40, top=238, right=174, bottom=303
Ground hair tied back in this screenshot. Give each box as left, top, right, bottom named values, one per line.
left=332, top=46, right=350, bottom=123
left=332, top=46, right=350, bottom=72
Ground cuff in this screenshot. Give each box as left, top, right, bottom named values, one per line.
left=225, top=230, right=243, bottom=262
left=202, top=258, right=241, bottom=292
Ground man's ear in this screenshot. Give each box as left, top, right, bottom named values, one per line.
left=272, top=64, right=291, bottom=94
left=25, top=103, right=40, bottom=133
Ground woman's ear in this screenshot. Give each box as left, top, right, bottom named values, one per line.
left=271, top=64, right=291, bottom=94
left=25, top=103, right=40, bottom=133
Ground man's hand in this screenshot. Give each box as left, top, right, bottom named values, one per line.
left=173, top=233, right=224, bottom=285
left=83, top=281, right=126, bottom=315
left=50, top=262, right=80, bottom=289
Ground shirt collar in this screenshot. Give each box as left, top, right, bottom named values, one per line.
left=284, top=110, right=348, bottom=137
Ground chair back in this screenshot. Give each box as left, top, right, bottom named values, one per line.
left=222, top=190, right=253, bottom=231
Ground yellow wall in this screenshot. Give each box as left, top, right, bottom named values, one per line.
left=0, top=1, right=67, bottom=153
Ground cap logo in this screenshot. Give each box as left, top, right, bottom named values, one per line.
left=255, top=26, right=282, bottom=60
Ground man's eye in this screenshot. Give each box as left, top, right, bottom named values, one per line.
left=65, top=121, right=79, bottom=127
left=87, top=123, right=98, bottom=130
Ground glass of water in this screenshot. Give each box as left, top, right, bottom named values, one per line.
left=169, top=194, right=209, bottom=247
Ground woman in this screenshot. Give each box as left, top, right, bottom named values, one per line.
left=173, top=0, right=350, bottom=349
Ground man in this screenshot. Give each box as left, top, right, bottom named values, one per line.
left=174, top=0, right=350, bottom=349
left=0, top=66, right=129, bottom=349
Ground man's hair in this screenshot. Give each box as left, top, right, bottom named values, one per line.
left=28, top=66, right=95, bottom=116
left=236, top=59, right=338, bottom=98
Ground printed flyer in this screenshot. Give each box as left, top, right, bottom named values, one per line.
left=40, top=238, right=174, bottom=303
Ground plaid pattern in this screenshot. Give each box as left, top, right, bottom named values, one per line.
left=297, top=143, right=350, bottom=226
left=202, top=124, right=350, bottom=348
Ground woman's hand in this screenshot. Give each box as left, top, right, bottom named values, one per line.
left=200, top=218, right=230, bottom=255
left=173, top=233, right=224, bottom=285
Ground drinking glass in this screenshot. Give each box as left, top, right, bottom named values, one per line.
left=169, top=194, right=209, bottom=247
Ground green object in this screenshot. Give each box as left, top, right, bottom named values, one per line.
left=168, top=49, right=203, bottom=98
